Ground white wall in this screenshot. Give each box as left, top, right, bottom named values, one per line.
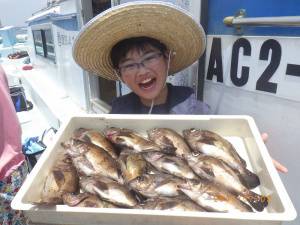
left=26, top=1, right=87, bottom=113
left=53, top=24, right=86, bottom=109
left=204, top=34, right=300, bottom=225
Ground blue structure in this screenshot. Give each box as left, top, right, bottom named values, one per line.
left=0, top=26, right=17, bottom=47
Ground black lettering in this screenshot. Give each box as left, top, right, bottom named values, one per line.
left=256, top=39, right=281, bottom=93
left=207, top=38, right=223, bottom=82
left=230, top=38, right=251, bottom=87
left=286, top=64, right=300, bottom=77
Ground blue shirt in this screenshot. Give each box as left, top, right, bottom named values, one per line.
left=110, top=83, right=211, bottom=114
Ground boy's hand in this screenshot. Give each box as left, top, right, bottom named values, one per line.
left=261, top=133, right=288, bottom=173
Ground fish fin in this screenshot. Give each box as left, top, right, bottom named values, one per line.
left=230, top=145, right=247, bottom=167
left=95, top=180, right=109, bottom=191
left=79, top=134, right=92, bottom=144
left=239, top=169, right=260, bottom=189
left=159, top=136, right=177, bottom=152
left=242, top=191, right=269, bottom=212
left=62, top=193, right=89, bottom=206
left=162, top=158, right=178, bottom=166
left=202, top=167, right=215, bottom=178
left=52, top=170, right=65, bottom=187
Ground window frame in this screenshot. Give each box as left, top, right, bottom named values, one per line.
left=31, top=24, right=56, bottom=63
left=78, top=0, right=117, bottom=113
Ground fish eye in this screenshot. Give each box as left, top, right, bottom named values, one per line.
left=138, top=176, right=145, bottom=182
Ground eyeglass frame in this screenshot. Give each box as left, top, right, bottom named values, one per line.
left=117, top=52, right=164, bottom=76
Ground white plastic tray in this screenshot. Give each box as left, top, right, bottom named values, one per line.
left=12, top=114, right=297, bottom=225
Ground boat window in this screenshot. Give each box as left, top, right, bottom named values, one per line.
left=32, top=28, right=56, bottom=62
left=33, top=30, right=44, bottom=57
left=44, top=29, right=55, bottom=61
left=90, top=0, right=117, bottom=107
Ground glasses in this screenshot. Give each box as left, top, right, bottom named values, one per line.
left=118, top=52, right=163, bottom=75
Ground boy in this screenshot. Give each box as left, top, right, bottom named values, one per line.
left=72, top=1, right=287, bottom=172
left=73, top=2, right=207, bottom=114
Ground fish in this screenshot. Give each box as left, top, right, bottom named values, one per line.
left=40, top=155, right=79, bottom=204
left=183, top=129, right=260, bottom=189
left=105, top=127, right=162, bottom=153
left=147, top=128, right=191, bottom=158
left=142, top=151, right=198, bottom=180
left=73, top=128, right=118, bottom=159
left=179, top=179, right=253, bottom=212
left=118, top=151, right=147, bottom=181
left=118, top=151, right=153, bottom=183
left=80, top=175, right=138, bottom=208
left=186, top=154, right=268, bottom=211
left=62, top=193, right=117, bottom=208
left=129, top=173, right=184, bottom=198
left=138, top=196, right=206, bottom=211
left=62, top=139, right=123, bottom=184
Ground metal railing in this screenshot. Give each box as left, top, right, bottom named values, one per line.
left=224, top=9, right=300, bottom=27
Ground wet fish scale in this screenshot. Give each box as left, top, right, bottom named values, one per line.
left=65, top=139, right=123, bottom=183
left=142, top=152, right=198, bottom=180
left=179, top=180, right=253, bottom=212
left=139, top=196, right=206, bottom=211
left=118, top=152, right=149, bottom=183
left=63, top=193, right=117, bottom=208
left=80, top=176, right=137, bottom=207
left=186, top=154, right=268, bottom=211
left=74, top=128, right=118, bottom=159
left=147, top=128, right=192, bottom=157
left=40, top=155, right=79, bottom=204
left=129, top=173, right=183, bottom=197
left=183, top=129, right=260, bottom=189
left=105, top=127, right=161, bottom=152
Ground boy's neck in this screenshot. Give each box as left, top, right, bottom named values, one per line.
left=140, top=85, right=168, bottom=107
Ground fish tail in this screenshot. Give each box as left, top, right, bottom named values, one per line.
left=243, top=191, right=268, bottom=212
left=239, top=169, right=260, bottom=189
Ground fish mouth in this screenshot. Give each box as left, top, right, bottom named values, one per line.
left=105, top=128, right=119, bottom=140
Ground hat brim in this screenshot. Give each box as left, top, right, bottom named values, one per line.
left=73, top=1, right=206, bottom=81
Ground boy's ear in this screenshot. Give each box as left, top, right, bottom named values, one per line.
left=113, top=69, right=125, bottom=83
left=120, top=76, right=125, bottom=83
left=163, top=50, right=175, bottom=59
left=163, top=50, right=169, bottom=58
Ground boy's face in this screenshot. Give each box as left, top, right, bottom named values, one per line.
left=118, top=45, right=168, bottom=104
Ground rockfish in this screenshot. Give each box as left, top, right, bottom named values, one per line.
left=179, top=179, right=253, bottom=212
left=147, top=128, right=191, bottom=158
left=73, top=128, right=118, bottom=159
left=63, top=139, right=123, bottom=183
left=80, top=175, right=137, bottom=208
left=186, top=154, right=268, bottom=211
left=183, top=129, right=260, bottom=189
left=105, top=127, right=162, bottom=153
left=142, top=151, right=198, bottom=180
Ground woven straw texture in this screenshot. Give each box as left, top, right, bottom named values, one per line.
left=73, top=2, right=206, bottom=80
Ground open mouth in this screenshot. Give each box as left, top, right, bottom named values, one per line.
left=139, top=77, right=156, bottom=90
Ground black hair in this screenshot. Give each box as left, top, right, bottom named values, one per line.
left=110, top=36, right=167, bottom=69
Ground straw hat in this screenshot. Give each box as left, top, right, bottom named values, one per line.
left=73, top=1, right=206, bottom=81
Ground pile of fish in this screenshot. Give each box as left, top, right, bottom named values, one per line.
left=38, top=127, right=268, bottom=213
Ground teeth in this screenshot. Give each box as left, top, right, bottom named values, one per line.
left=140, top=78, right=152, bottom=84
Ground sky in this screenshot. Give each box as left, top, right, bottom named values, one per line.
left=0, top=0, right=48, bottom=27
